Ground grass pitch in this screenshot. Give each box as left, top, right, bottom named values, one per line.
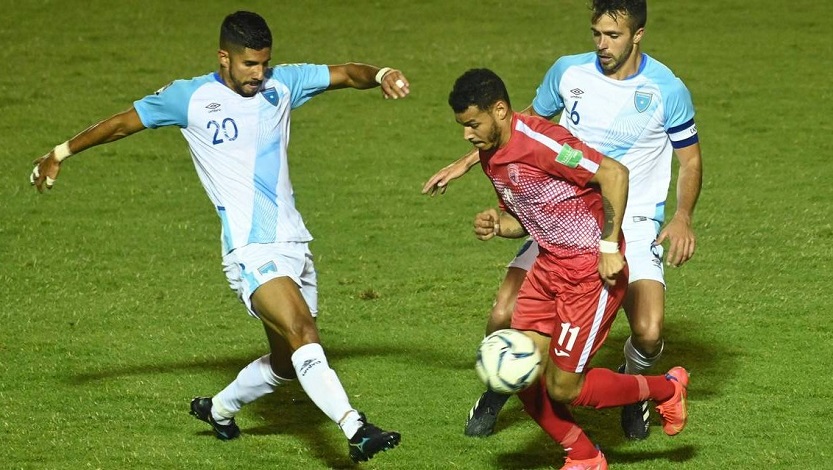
left=2, top=1, right=831, bottom=468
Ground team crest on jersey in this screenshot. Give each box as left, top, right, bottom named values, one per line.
left=261, top=87, right=278, bottom=106
left=508, top=164, right=520, bottom=185
left=634, top=91, right=653, bottom=113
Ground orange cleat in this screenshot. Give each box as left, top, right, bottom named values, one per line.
left=655, top=366, right=690, bottom=436
left=561, top=450, right=608, bottom=470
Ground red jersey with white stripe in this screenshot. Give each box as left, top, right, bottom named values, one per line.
left=479, top=113, right=606, bottom=259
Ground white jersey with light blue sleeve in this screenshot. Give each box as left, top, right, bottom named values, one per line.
left=133, top=64, right=330, bottom=255
left=532, top=52, right=698, bottom=222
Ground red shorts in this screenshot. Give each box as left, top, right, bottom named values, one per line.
left=510, top=251, right=627, bottom=373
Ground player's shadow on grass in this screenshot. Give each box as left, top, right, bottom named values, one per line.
left=184, top=386, right=356, bottom=468
left=492, top=405, right=698, bottom=468
left=495, top=433, right=697, bottom=469
left=67, top=355, right=265, bottom=384
left=66, top=346, right=409, bottom=469
left=246, top=392, right=359, bottom=469
left=66, top=341, right=414, bottom=385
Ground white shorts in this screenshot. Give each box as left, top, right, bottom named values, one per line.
left=222, top=242, right=319, bottom=319
left=622, top=216, right=665, bottom=285
left=506, top=216, right=665, bottom=285
left=506, top=239, right=538, bottom=270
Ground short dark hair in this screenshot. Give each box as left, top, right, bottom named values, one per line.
left=220, top=11, right=272, bottom=51
left=448, top=68, right=511, bottom=114
left=590, top=0, right=647, bottom=32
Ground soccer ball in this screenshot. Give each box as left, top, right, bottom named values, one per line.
left=475, top=329, right=542, bottom=394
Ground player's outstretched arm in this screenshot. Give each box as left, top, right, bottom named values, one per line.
left=421, top=106, right=549, bottom=197
left=658, top=143, right=702, bottom=267
left=30, top=108, right=146, bottom=193
left=421, top=150, right=479, bottom=196
left=327, top=63, right=409, bottom=99
left=590, top=157, right=629, bottom=286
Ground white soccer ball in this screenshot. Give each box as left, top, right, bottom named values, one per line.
left=475, top=329, right=542, bottom=394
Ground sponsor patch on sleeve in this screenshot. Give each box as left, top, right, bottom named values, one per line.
left=555, top=143, right=583, bottom=168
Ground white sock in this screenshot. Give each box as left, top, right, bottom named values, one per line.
left=623, top=336, right=664, bottom=375
left=212, top=354, right=292, bottom=424
left=291, top=343, right=362, bottom=438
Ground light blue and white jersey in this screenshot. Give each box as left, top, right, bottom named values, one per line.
left=134, top=64, right=330, bottom=255
left=532, top=52, right=698, bottom=222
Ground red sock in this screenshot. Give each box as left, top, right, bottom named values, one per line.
left=518, top=380, right=597, bottom=461
left=571, top=368, right=675, bottom=409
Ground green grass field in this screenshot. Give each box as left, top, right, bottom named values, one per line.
left=2, top=1, right=832, bottom=468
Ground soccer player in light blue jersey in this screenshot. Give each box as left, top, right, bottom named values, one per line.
left=423, top=0, right=703, bottom=446
left=30, top=10, right=408, bottom=463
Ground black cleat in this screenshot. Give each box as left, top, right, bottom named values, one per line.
left=464, top=390, right=510, bottom=437
left=618, top=365, right=650, bottom=440
left=190, top=397, right=241, bottom=441
left=348, top=413, right=401, bottom=462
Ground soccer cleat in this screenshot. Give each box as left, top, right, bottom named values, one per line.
left=655, top=367, right=690, bottom=436
left=464, top=390, right=510, bottom=437
left=189, top=397, right=241, bottom=441
left=618, top=365, right=651, bottom=440
left=348, top=413, right=401, bottom=462
left=560, top=450, right=608, bottom=470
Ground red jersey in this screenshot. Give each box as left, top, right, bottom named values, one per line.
left=479, top=113, right=606, bottom=259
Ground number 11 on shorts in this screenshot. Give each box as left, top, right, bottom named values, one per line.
left=554, top=322, right=579, bottom=357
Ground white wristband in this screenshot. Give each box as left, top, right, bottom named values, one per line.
left=53, top=141, right=73, bottom=163
left=374, top=67, right=392, bottom=84
left=599, top=240, right=619, bottom=254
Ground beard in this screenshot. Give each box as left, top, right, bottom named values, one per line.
left=229, top=70, right=262, bottom=97
left=486, top=124, right=502, bottom=149
left=599, top=44, right=635, bottom=74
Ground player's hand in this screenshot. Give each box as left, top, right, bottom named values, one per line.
left=474, top=208, right=501, bottom=241
left=379, top=69, right=410, bottom=100
left=29, top=151, right=63, bottom=193
left=656, top=215, right=696, bottom=267
left=422, top=159, right=470, bottom=196
left=598, top=252, right=626, bottom=287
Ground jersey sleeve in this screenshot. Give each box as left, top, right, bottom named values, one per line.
left=662, top=78, right=699, bottom=148
left=133, top=79, right=195, bottom=129
left=531, top=58, right=568, bottom=118
left=270, top=64, right=330, bottom=109
left=534, top=125, right=603, bottom=187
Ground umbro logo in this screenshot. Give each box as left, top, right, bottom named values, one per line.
left=206, top=102, right=222, bottom=113
left=570, top=88, right=584, bottom=95
left=299, top=358, right=321, bottom=376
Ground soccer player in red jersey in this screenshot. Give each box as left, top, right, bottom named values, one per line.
left=431, top=1, right=702, bottom=441
left=448, top=68, right=689, bottom=470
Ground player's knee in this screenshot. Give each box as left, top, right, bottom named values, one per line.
left=629, top=310, right=662, bottom=341
left=287, top=317, right=319, bottom=344
left=262, top=311, right=319, bottom=346
left=631, top=324, right=663, bottom=354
